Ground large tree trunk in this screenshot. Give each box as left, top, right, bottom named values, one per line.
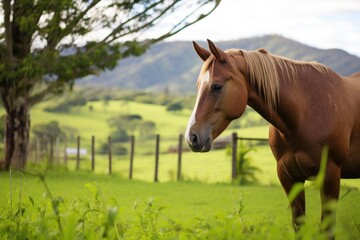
left=3, top=102, right=30, bottom=170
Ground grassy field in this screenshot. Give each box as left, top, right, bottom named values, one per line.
left=27, top=99, right=274, bottom=183
left=30, top=99, right=269, bottom=145
left=31, top=100, right=193, bottom=140
left=1, top=170, right=360, bottom=239
left=2, top=98, right=360, bottom=238
left=29, top=99, right=360, bottom=188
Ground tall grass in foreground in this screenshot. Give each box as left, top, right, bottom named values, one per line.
left=0, top=169, right=248, bottom=240
left=2, top=168, right=357, bottom=239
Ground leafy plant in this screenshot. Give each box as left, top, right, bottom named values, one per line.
left=235, top=143, right=261, bottom=185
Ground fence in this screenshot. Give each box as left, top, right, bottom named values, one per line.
left=28, top=132, right=269, bottom=182
left=29, top=133, right=185, bottom=181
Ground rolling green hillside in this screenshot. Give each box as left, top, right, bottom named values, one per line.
left=77, top=35, right=360, bottom=94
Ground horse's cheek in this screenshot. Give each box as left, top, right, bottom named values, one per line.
left=227, top=87, right=247, bottom=119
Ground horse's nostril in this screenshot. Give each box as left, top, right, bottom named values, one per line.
left=191, top=133, right=198, bottom=147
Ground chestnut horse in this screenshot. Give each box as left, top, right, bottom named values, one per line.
left=185, top=40, right=360, bottom=235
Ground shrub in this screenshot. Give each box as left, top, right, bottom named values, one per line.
left=235, top=143, right=261, bottom=185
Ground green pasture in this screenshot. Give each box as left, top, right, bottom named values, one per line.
left=27, top=99, right=274, bottom=183
left=29, top=99, right=360, bottom=189
left=1, top=170, right=360, bottom=239
left=2, top=98, right=360, bottom=238
left=55, top=145, right=276, bottom=185
left=31, top=100, right=193, bottom=140
left=30, top=99, right=268, bottom=145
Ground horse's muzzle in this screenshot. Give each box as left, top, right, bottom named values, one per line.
left=186, top=132, right=212, bottom=152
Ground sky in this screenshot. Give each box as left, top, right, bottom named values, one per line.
left=168, top=0, right=360, bottom=57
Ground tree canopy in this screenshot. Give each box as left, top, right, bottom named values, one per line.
left=0, top=0, right=221, bottom=170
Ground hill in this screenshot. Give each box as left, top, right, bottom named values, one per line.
left=77, top=35, right=360, bottom=94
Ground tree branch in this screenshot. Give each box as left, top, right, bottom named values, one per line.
left=61, top=0, right=101, bottom=39
left=149, top=0, right=221, bottom=44
left=102, top=0, right=165, bottom=44
left=29, top=80, right=65, bottom=106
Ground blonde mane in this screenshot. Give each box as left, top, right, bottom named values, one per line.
left=228, top=49, right=328, bottom=109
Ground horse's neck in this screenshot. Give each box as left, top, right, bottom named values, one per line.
left=246, top=66, right=320, bottom=136
left=247, top=89, right=291, bottom=135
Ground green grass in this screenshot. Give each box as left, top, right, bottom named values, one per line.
left=2, top=98, right=360, bottom=238
left=27, top=99, right=276, bottom=184
left=1, top=170, right=360, bottom=239
left=31, top=100, right=193, bottom=140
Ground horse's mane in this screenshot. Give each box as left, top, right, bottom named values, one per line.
left=227, top=49, right=328, bottom=109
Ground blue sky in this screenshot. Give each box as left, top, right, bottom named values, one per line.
left=169, top=0, right=360, bottom=57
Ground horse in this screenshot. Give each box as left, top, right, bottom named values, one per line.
left=185, top=39, right=360, bottom=237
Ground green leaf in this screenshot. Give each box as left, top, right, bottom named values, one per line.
left=288, top=183, right=305, bottom=204
left=315, top=145, right=329, bottom=189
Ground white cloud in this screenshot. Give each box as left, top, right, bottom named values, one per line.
left=168, top=0, right=360, bottom=56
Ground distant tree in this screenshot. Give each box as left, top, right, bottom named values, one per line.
left=166, top=102, right=183, bottom=112
left=32, top=121, right=64, bottom=139
left=0, top=0, right=221, bottom=170
left=44, top=95, right=87, bottom=112
left=99, top=142, right=127, bottom=155
left=107, top=114, right=155, bottom=139
left=112, top=128, right=130, bottom=143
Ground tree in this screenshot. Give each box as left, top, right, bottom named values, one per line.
left=107, top=114, right=156, bottom=139
left=32, top=121, right=64, bottom=139
left=44, top=95, right=87, bottom=112
left=0, top=0, right=221, bottom=170
left=166, top=102, right=183, bottom=112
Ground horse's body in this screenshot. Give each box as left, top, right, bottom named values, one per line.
left=185, top=40, right=360, bottom=237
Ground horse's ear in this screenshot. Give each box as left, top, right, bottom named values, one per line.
left=257, top=48, right=268, bottom=54
left=207, top=39, right=227, bottom=63
left=193, top=41, right=211, bottom=61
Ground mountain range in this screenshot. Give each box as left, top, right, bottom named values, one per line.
left=77, top=35, right=360, bottom=94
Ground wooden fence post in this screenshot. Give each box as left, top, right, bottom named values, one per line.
left=129, top=136, right=135, bottom=179
left=49, top=136, right=54, bottom=168
left=91, top=135, right=95, bottom=171
left=177, top=134, right=183, bottom=181
left=56, top=137, right=60, bottom=164
left=35, top=138, right=40, bottom=163
left=108, top=136, right=112, bottom=175
left=64, top=136, right=68, bottom=166
left=76, top=136, right=80, bottom=170
left=154, top=134, right=160, bottom=182
left=232, top=132, right=238, bottom=181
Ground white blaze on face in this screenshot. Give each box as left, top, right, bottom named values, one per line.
left=185, top=70, right=210, bottom=143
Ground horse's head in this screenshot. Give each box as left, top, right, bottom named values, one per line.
left=185, top=40, right=248, bottom=152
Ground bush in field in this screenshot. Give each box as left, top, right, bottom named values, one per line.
left=107, top=114, right=156, bottom=140
left=99, top=142, right=127, bottom=155
left=235, top=143, right=261, bottom=185
left=44, top=96, right=87, bottom=113
left=166, top=102, right=183, bottom=112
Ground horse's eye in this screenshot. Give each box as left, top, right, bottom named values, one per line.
left=211, top=84, right=223, bottom=94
